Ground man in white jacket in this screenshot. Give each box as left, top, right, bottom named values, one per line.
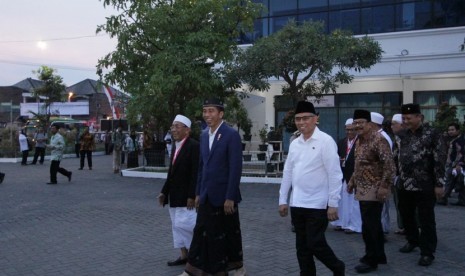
left=279, top=101, right=345, bottom=276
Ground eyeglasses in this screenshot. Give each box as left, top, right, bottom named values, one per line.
left=170, top=124, right=187, bottom=130
left=352, top=120, right=367, bottom=126
left=294, top=115, right=316, bottom=122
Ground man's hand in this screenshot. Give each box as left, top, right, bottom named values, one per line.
left=279, top=204, right=288, bottom=217
left=195, top=196, right=200, bottom=211
left=347, top=184, right=354, bottom=194
left=157, top=193, right=165, bottom=206
left=187, top=198, right=195, bottom=210
left=327, top=207, right=338, bottom=221
left=377, top=186, right=390, bottom=202
left=224, top=199, right=235, bottom=215
left=435, top=187, right=443, bottom=201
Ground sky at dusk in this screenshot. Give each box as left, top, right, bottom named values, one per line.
left=0, top=0, right=118, bottom=87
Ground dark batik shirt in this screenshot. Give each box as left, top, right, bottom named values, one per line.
left=395, top=124, right=447, bottom=191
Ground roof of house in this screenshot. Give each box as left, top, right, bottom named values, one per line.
left=12, top=78, right=44, bottom=92
left=66, top=79, right=101, bottom=96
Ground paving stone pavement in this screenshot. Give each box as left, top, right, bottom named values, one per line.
left=1, top=154, right=465, bottom=276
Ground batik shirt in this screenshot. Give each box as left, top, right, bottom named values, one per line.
left=395, top=124, right=447, bottom=191
left=50, top=133, right=65, bottom=161
left=349, top=130, right=395, bottom=201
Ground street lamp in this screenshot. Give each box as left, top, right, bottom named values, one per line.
left=68, top=92, right=74, bottom=102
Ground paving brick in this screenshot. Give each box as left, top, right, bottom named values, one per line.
left=1, top=155, right=465, bottom=275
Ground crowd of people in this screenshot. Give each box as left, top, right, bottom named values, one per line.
left=5, top=97, right=465, bottom=275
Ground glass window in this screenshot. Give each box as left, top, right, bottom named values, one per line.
left=270, top=0, right=297, bottom=16
left=298, top=12, right=328, bottom=28
left=361, top=5, right=395, bottom=34
left=329, top=0, right=360, bottom=9
left=270, top=16, right=296, bottom=33
left=329, top=9, right=360, bottom=34
left=240, top=18, right=267, bottom=44
left=396, top=2, right=433, bottom=31
left=299, top=0, right=328, bottom=11
left=415, top=91, right=438, bottom=106
left=395, top=3, right=415, bottom=31
left=432, top=0, right=465, bottom=28
left=361, top=0, right=392, bottom=6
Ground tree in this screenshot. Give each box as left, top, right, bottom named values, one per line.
left=96, top=0, right=262, bottom=131
left=225, top=20, right=383, bottom=102
left=433, top=102, right=458, bottom=132
left=31, top=66, right=67, bottom=126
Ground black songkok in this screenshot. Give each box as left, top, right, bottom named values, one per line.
left=401, top=103, right=421, bottom=114
left=353, top=109, right=371, bottom=122
left=295, top=101, right=317, bottom=115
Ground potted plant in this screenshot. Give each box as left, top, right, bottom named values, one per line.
left=258, top=126, right=268, bottom=151
left=241, top=118, right=252, bottom=142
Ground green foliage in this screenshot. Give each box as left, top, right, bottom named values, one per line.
left=258, top=126, right=267, bottom=144
left=433, top=102, right=459, bottom=132
left=97, top=0, right=262, bottom=131
left=225, top=20, right=383, bottom=102
left=281, top=109, right=297, bottom=133
left=32, top=66, right=67, bottom=126
left=223, top=93, right=252, bottom=136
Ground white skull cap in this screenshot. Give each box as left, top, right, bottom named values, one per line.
left=173, top=114, right=191, bottom=128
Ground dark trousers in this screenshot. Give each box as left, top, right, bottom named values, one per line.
left=291, top=207, right=345, bottom=276
left=21, top=150, right=29, bottom=165
left=75, top=144, right=81, bottom=158
left=398, top=189, right=437, bottom=257
left=32, top=147, right=45, bottom=164
left=359, top=201, right=385, bottom=266
left=444, top=173, right=465, bottom=204
left=80, top=150, right=92, bottom=169
left=50, top=160, right=70, bottom=183
left=187, top=200, right=243, bottom=275
left=105, top=143, right=110, bottom=154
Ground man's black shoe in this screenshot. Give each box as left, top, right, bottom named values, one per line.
left=167, top=257, right=187, bottom=266
left=418, top=255, right=434, bottom=266
left=78, top=168, right=83, bottom=170
left=46, top=182, right=57, bottom=185
left=68, top=172, right=72, bottom=182
left=359, top=256, right=387, bottom=265
left=399, top=243, right=418, bottom=253
left=451, top=201, right=465, bottom=206
left=355, top=263, right=377, bottom=274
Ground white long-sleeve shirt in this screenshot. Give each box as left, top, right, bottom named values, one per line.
left=279, top=127, right=343, bottom=209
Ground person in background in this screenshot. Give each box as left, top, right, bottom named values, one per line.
left=46, top=125, right=72, bottom=184
left=279, top=101, right=345, bottom=276
left=164, top=130, right=173, bottom=159
left=79, top=127, right=95, bottom=170
left=104, top=130, right=112, bottom=155
left=438, top=122, right=465, bottom=206
left=18, top=129, right=29, bottom=166
left=159, top=115, right=199, bottom=267
left=390, top=114, right=406, bottom=235
left=125, top=130, right=140, bottom=168
left=370, top=112, right=392, bottom=236
left=332, top=118, right=361, bottom=234
left=112, top=126, right=124, bottom=174
left=74, top=126, right=81, bottom=158
left=31, top=127, right=47, bottom=165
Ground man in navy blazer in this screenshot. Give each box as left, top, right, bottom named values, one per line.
left=182, top=98, right=246, bottom=276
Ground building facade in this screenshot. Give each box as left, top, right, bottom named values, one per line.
left=238, top=0, right=465, bottom=150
